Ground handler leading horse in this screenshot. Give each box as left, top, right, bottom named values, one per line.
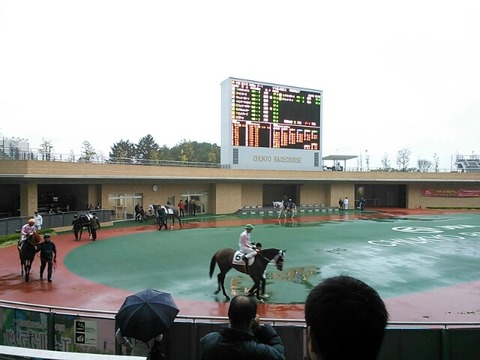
left=209, top=247, right=286, bottom=301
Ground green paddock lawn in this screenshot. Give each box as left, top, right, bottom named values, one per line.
left=64, top=212, right=480, bottom=304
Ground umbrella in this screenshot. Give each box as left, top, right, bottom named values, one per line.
left=116, top=288, right=179, bottom=343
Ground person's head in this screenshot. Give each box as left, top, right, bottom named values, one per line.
left=245, top=224, right=254, bottom=233
left=92, top=212, right=97, bottom=217
left=28, top=218, right=35, bottom=225
left=305, top=275, right=389, bottom=360
left=44, top=234, right=51, bottom=242
left=228, top=295, right=257, bottom=330
left=255, top=242, right=262, bottom=250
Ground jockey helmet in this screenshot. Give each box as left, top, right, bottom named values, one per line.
left=245, top=224, right=254, bottom=230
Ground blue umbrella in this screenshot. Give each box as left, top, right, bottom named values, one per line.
left=116, top=288, right=179, bottom=343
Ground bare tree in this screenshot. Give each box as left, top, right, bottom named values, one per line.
left=433, top=153, right=440, bottom=172
left=381, top=153, right=390, bottom=170
left=396, top=148, right=411, bottom=171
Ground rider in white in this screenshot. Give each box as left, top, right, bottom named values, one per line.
left=19, top=218, right=36, bottom=248
left=239, top=224, right=257, bottom=262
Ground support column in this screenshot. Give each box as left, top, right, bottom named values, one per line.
left=20, top=182, right=38, bottom=217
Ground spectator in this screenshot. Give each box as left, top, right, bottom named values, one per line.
left=200, top=295, right=285, bottom=359
left=305, top=275, right=389, bottom=360
left=34, top=212, right=43, bottom=231
left=343, top=197, right=349, bottom=210
left=177, top=200, right=185, bottom=217
left=116, top=328, right=164, bottom=359
left=338, top=198, right=344, bottom=211
left=37, top=233, right=57, bottom=282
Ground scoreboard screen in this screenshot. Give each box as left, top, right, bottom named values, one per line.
left=229, top=79, right=321, bottom=150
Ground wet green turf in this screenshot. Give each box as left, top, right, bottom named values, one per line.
left=64, top=212, right=480, bottom=304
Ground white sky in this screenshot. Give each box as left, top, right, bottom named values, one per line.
left=1, top=0, right=479, bottom=170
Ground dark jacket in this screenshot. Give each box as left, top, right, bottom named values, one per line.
left=37, top=241, right=56, bottom=261
left=199, top=325, right=285, bottom=360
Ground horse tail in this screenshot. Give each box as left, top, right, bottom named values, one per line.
left=209, top=253, right=218, bottom=278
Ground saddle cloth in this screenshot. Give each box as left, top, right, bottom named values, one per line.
left=232, top=251, right=253, bottom=266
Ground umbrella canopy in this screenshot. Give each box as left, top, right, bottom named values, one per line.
left=116, top=288, right=179, bottom=343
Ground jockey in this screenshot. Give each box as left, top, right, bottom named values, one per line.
left=19, top=218, right=36, bottom=248
left=239, top=224, right=257, bottom=262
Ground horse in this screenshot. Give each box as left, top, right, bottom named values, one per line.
left=155, top=205, right=182, bottom=229
left=72, top=214, right=92, bottom=240
left=274, top=200, right=296, bottom=219
left=165, top=206, right=182, bottom=227
left=209, top=247, right=286, bottom=301
left=18, top=233, right=41, bottom=282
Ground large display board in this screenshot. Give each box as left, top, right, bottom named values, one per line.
left=221, top=78, right=323, bottom=170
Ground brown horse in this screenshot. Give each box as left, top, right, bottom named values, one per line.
left=209, top=248, right=286, bottom=301
left=18, top=233, right=41, bottom=282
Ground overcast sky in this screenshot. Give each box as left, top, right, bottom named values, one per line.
left=1, top=0, right=479, bottom=170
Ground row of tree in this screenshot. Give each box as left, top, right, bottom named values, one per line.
left=39, top=135, right=220, bottom=164
left=39, top=136, right=441, bottom=171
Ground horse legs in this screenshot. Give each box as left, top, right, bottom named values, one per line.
left=247, top=278, right=262, bottom=300
left=216, top=272, right=230, bottom=301
left=24, top=259, right=31, bottom=282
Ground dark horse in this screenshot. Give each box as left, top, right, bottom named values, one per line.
left=155, top=205, right=182, bottom=229
left=72, top=214, right=92, bottom=240
left=209, top=248, right=286, bottom=301
left=18, top=233, right=41, bottom=282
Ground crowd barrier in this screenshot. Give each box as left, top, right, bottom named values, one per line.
left=1, top=300, right=479, bottom=359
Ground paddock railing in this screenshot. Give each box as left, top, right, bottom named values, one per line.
left=1, top=300, right=479, bottom=360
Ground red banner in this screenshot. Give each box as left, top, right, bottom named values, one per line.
left=421, top=188, right=480, bottom=197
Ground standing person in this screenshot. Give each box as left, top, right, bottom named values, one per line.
left=116, top=329, right=164, bottom=360
left=238, top=224, right=257, bottom=263
left=19, top=218, right=36, bottom=247
left=200, top=295, right=286, bottom=359
left=338, top=198, right=344, bottom=211
left=177, top=199, right=185, bottom=217
left=343, top=197, right=349, bottom=210
left=304, top=275, right=389, bottom=360
left=90, top=212, right=100, bottom=241
left=360, top=196, right=367, bottom=211
left=72, top=215, right=81, bottom=241
left=134, top=203, right=141, bottom=221
left=139, top=206, right=146, bottom=223
left=157, top=206, right=168, bottom=230
left=34, top=212, right=43, bottom=231
left=37, top=234, right=57, bottom=282
left=190, top=199, right=196, bottom=216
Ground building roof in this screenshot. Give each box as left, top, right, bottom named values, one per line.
left=322, top=155, right=358, bottom=161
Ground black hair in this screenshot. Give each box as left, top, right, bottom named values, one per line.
left=305, top=275, right=389, bottom=360
left=228, top=295, right=257, bottom=328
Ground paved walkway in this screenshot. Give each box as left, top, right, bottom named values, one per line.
left=1, top=209, right=479, bottom=323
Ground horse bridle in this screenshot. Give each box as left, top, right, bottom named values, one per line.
left=259, top=250, right=284, bottom=264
